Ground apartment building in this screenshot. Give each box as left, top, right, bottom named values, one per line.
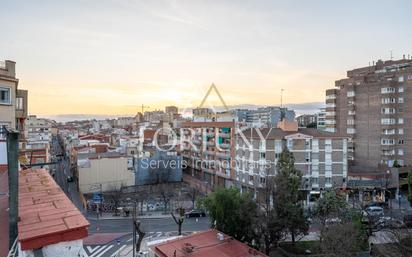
left=325, top=58, right=412, bottom=169
left=316, top=108, right=326, bottom=131
left=181, top=121, right=235, bottom=191
left=77, top=152, right=134, bottom=193
left=296, top=114, right=317, bottom=127
left=0, top=60, right=28, bottom=132
left=25, top=115, right=53, bottom=149
left=235, top=120, right=348, bottom=202
left=242, top=106, right=295, bottom=126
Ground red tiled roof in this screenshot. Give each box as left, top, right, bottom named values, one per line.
left=18, top=168, right=89, bottom=250
left=151, top=229, right=268, bottom=257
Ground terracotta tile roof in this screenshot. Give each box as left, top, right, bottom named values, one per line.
left=151, top=229, right=268, bottom=257
left=18, top=168, right=89, bottom=250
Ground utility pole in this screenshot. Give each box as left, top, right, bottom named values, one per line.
left=133, top=201, right=136, bottom=257
left=6, top=127, right=19, bottom=250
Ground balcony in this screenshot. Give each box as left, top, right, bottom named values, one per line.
left=216, top=151, right=230, bottom=159
left=218, top=133, right=231, bottom=139
left=15, top=89, right=28, bottom=119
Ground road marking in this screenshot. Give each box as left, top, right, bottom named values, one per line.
left=110, top=245, right=126, bottom=257
left=88, top=245, right=107, bottom=257
left=93, top=245, right=113, bottom=257
left=86, top=246, right=101, bottom=253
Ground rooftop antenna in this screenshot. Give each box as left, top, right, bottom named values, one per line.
left=280, top=88, right=285, bottom=108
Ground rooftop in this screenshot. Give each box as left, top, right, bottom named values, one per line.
left=18, top=168, right=89, bottom=250
left=151, top=229, right=268, bottom=257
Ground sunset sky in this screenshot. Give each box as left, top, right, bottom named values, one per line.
left=1, top=0, right=411, bottom=116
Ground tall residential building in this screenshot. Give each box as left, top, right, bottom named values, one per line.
left=325, top=58, right=412, bottom=169
left=245, top=106, right=295, bottom=126
left=235, top=120, right=348, bottom=202
left=316, top=108, right=326, bottom=131
left=181, top=121, right=235, bottom=191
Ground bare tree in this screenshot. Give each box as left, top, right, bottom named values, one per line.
left=158, top=183, right=175, bottom=214
left=320, top=222, right=363, bottom=257
left=108, top=184, right=123, bottom=216
left=171, top=207, right=185, bottom=235
left=187, top=184, right=201, bottom=209
left=134, top=220, right=146, bottom=253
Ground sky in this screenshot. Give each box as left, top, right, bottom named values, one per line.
left=1, top=0, right=411, bottom=117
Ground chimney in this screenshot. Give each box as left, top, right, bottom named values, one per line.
left=277, top=119, right=298, bottom=132
left=403, top=54, right=406, bottom=59
left=4, top=60, right=16, bottom=77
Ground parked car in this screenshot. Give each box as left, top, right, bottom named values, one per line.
left=185, top=209, right=206, bottom=218
left=366, top=201, right=389, bottom=209
left=403, top=214, right=412, bottom=227
left=364, top=206, right=384, bottom=217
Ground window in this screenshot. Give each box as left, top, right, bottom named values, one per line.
left=381, top=118, right=396, bottom=125
left=398, top=149, right=404, bottom=156
left=398, top=86, right=404, bottom=93
left=0, top=87, right=11, bottom=104
left=347, top=128, right=356, bottom=134
left=381, top=87, right=396, bottom=94
left=382, top=98, right=396, bottom=104
left=398, top=118, right=404, bottom=124
left=398, top=139, right=404, bottom=145
left=381, top=139, right=395, bottom=145
left=398, top=97, right=404, bottom=103
left=407, top=75, right=412, bottom=80
left=398, top=128, right=404, bottom=134
left=347, top=91, right=355, bottom=97
left=347, top=119, right=355, bottom=125
left=16, top=97, right=23, bottom=110
left=398, top=76, right=404, bottom=82
left=381, top=108, right=395, bottom=114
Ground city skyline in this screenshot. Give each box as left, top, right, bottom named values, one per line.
left=2, top=0, right=411, bottom=115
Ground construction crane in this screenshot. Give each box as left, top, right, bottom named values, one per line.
left=140, top=104, right=150, bottom=113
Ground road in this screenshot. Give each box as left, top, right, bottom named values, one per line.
left=88, top=216, right=210, bottom=234
left=51, top=135, right=84, bottom=210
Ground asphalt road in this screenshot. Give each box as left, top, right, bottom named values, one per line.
left=88, top=216, right=210, bottom=234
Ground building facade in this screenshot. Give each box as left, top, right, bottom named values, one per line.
left=181, top=121, right=235, bottom=191
left=296, top=114, right=317, bottom=127
left=325, top=58, right=412, bottom=169
left=235, top=120, right=348, bottom=202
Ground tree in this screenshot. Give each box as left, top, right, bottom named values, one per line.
left=313, top=189, right=347, bottom=242
left=203, top=188, right=257, bottom=245
left=171, top=207, right=185, bottom=235
left=187, top=185, right=201, bottom=209
left=274, top=148, right=309, bottom=244
left=158, top=183, right=175, bottom=214
left=320, top=222, right=363, bottom=257
left=408, top=171, right=412, bottom=206
left=108, top=185, right=123, bottom=216
left=133, top=220, right=146, bottom=253
left=255, top=176, right=284, bottom=254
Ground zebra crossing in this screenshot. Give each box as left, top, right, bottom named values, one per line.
left=83, top=231, right=194, bottom=257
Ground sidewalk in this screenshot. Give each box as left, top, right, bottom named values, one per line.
left=87, top=212, right=173, bottom=220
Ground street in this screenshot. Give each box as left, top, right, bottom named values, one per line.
left=88, top=216, right=210, bottom=234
